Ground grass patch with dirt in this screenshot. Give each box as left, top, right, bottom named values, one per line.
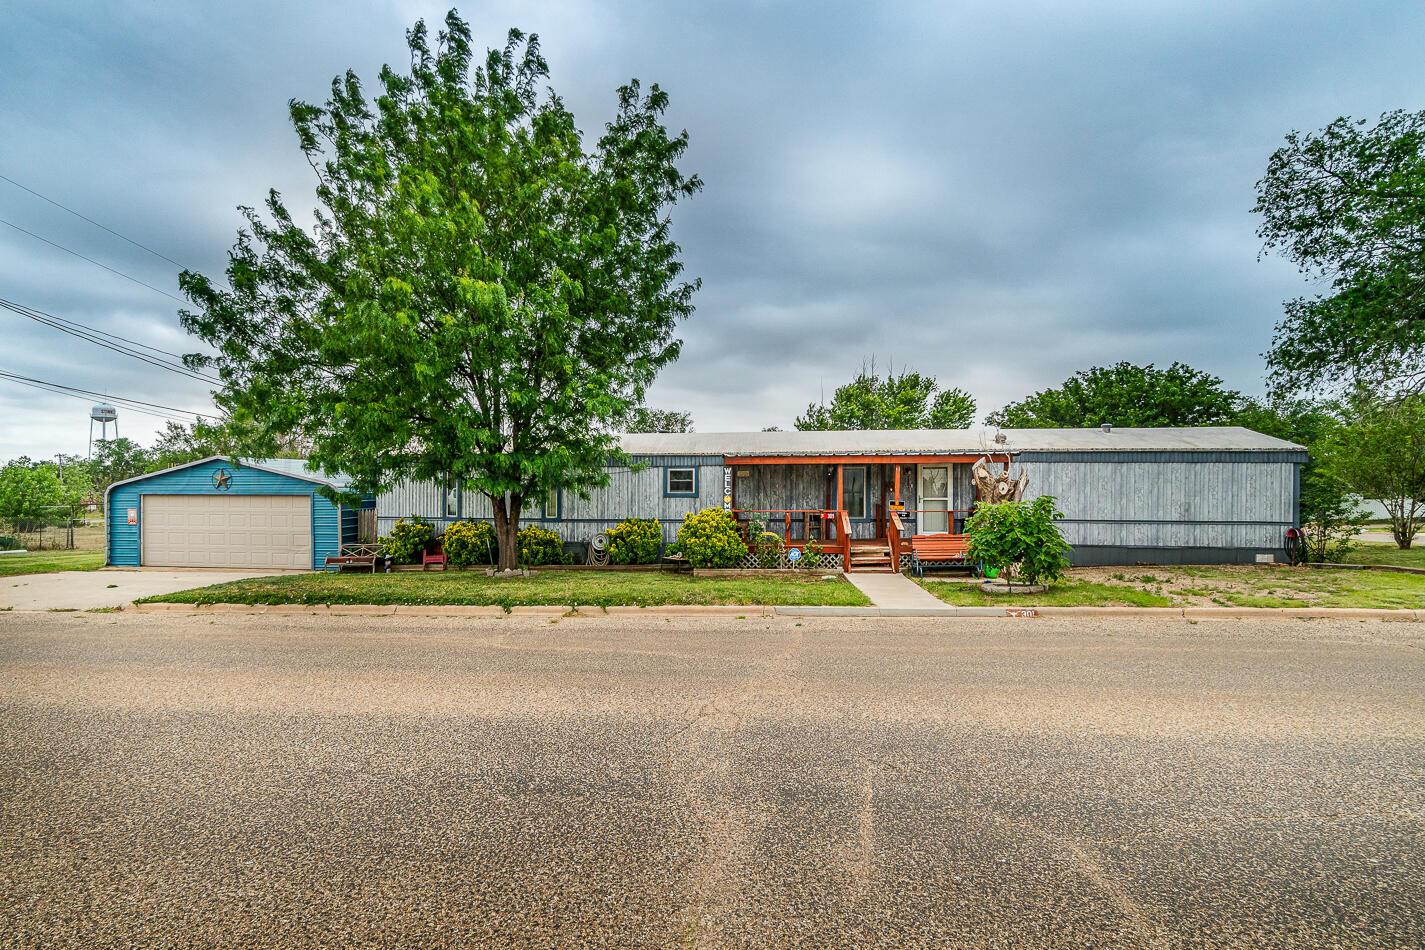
left=919, top=563, right=1425, bottom=609
left=138, top=569, right=872, bottom=609
left=0, top=549, right=104, bottom=578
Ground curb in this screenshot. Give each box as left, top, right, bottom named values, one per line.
left=774, top=606, right=1010, bottom=618
left=119, top=602, right=1423, bottom=621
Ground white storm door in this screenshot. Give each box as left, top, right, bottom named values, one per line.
left=918, top=465, right=950, bottom=534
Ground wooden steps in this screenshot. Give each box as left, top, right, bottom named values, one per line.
left=848, top=542, right=896, bottom=573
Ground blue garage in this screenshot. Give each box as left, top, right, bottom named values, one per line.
left=106, top=457, right=361, bottom=570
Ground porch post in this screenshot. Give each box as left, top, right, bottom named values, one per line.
left=835, top=463, right=844, bottom=546
left=892, top=464, right=901, bottom=506
left=878, top=465, right=887, bottom=538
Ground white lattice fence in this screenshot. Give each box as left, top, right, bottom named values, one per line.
left=735, top=552, right=845, bottom=571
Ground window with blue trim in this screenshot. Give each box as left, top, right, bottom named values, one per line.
left=665, top=467, right=696, bottom=496
left=542, top=487, right=560, bottom=520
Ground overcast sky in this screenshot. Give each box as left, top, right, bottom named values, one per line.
left=2, top=0, right=1422, bottom=460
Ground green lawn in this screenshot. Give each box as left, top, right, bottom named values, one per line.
left=0, top=549, right=104, bottom=577
left=1349, top=542, right=1425, bottom=570
left=139, top=570, right=872, bottom=609
left=920, top=564, right=1425, bottom=610
left=920, top=579, right=1174, bottom=607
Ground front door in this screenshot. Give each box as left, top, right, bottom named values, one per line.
left=918, top=465, right=950, bottom=534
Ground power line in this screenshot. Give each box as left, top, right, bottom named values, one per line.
left=2, top=295, right=189, bottom=360
left=0, top=378, right=198, bottom=424
left=0, top=215, right=186, bottom=303
left=0, top=370, right=213, bottom=423
left=0, top=370, right=208, bottom=418
left=0, top=296, right=218, bottom=384
left=0, top=296, right=222, bottom=386
left=0, top=173, right=190, bottom=270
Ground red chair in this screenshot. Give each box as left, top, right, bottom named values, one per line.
left=422, top=539, right=447, bottom=571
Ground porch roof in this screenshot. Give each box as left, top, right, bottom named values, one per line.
left=617, top=426, right=1303, bottom=459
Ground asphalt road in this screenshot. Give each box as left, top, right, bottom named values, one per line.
left=2, top=612, right=1423, bottom=948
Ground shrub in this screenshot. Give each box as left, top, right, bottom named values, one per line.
left=0, top=534, right=21, bottom=551
left=517, top=524, right=569, bottom=566
left=965, top=496, right=1072, bottom=585
left=442, top=519, right=496, bottom=567
left=606, top=518, right=662, bottom=564
left=385, top=518, right=434, bottom=564
left=753, top=530, right=784, bottom=567
left=671, top=508, right=748, bottom=568
left=801, top=538, right=823, bottom=567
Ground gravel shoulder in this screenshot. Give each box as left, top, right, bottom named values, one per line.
left=2, top=612, right=1423, bottom=947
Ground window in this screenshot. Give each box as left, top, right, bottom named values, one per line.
left=444, top=476, right=460, bottom=518
left=665, top=467, right=696, bottom=496
left=542, top=487, right=560, bottom=520
left=841, top=466, right=867, bottom=519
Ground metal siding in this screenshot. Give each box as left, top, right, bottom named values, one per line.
left=106, top=458, right=336, bottom=569
left=379, top=463, right=727, bottom=544
left=1020, top=458, right=1296, bottom=550
left=370, top=455, right=1300, bottom=559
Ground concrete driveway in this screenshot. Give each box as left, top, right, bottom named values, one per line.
left=2, top=612, right=1422, bottom=947
left=1, top=568, right=294, bottom=611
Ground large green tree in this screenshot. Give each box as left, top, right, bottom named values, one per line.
left=986, top=362, right=1242, bottom=429
left=0, top=459, right=62, bottom=535
left=795, top=366, right=976, bottom=430
left=149, top=421, right=226, bottom=471
left=1255, top=110, right=1425, bottom=396
left=90, top=438, right=152, bottom=495
left=625, top=407, right=693, bottom=433
left=180, top=13, right=700, bottom=570
left=1317, top=393, right=1425, bottom=549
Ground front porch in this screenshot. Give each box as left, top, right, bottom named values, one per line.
left=723, top=452, right=1004, bottom=572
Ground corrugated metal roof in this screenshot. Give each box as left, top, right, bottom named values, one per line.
left=617, top=427, right=1304, bottom=457
left=248, top=457, right=352, bottom=489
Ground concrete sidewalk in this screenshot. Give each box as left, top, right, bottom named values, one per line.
left=2, top=570, right=289, bottom=611
left=843, top=571, right=951, bottom=610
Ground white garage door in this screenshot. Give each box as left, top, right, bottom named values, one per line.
left=142, top=494, right=312, bottom=569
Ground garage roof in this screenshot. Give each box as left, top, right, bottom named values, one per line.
left=619, top=426, right=1304, bottom=457
left=104, top=456, right=353, bottom=495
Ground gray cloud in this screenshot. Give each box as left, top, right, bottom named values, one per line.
left=1, top=0, right=1421, bottom=456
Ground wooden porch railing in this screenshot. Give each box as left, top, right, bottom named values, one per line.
left=900, top=508, right=975, bottom=535
left=732, top=507, right=860, bottom=569
left=732, top=508, right=839, bottom=545
left=888, top=511, right=904, bottom=566
left=838, top=510, right=853, bottom=571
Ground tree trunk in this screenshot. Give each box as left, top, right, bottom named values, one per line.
left=491, top=493, right=523, bottom=571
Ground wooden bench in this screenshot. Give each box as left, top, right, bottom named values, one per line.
left=909, top=534, right=971, bottom=577
left=324, top=543, right=386, bottom=573
left=661, top=554, right=693, bottom=574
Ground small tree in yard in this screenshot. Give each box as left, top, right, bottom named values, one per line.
left=965, top=496, right=1072, bottom=586
left=180, top=12, right=700, bottom=571
left=1318, top=394, right=1425, bottom=549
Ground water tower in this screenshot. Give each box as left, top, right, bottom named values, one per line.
left=88, top=404, right=118, bottom=458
